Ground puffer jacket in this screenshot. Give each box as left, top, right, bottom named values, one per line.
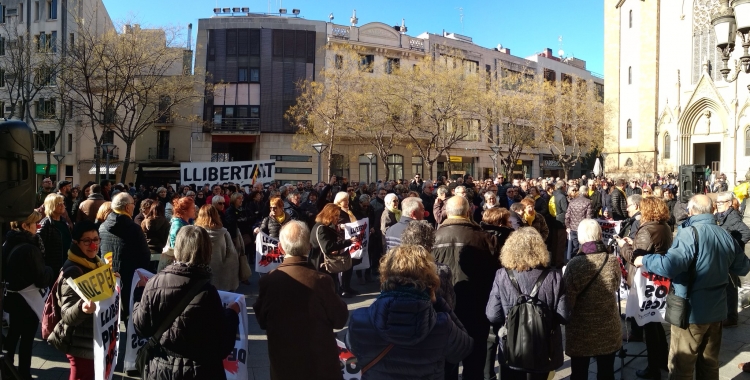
left=716, top=208, right=750, bottom=245
left=480, top=222, right=513, bottom=252
left=565, top=195, right=593, bottom=231
left=99, top=211, right=150, bottom=275
left=486, top=267, right=570, bottom=371
left=260, top=213, right=291, bottom=239
left=204, top=227, right=239, bottom=292
left=620, top=220, right=673, bottom=287
left=347, top=289, right=473, bottom=379
left=37, top=217, right=64, bottom=274
left=610, top=187, right=628, bottom=221
left=132, top=263, right=239, bottom=380
left=553, top=190, right=569, bottom=224
left=47, top=250, right=94, bottom=359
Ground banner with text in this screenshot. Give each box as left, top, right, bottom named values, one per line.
left=17, top=284, right=49, bottom=321
left=596, top=219, right=622, bottom=245
left=255, top=232, right=283, bottom=273
left=123, top=269, right=154, bottom=372
left=337, top=339, right=362, bottom=380
left=343, top=218, right=369, bottom=263
left=94, top=278, right=121, bottom=380
left=181, top=160, right=276, bottom=187
left=625, top=267, right=670, bottom=326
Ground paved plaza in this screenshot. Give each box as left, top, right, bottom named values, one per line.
left=10, top=273, right=750, bottom=380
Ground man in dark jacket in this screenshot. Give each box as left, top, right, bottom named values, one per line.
left=99, top=193, right=150, bottom=318
left=76, top=184, right=106, bottom=223
left=434, top=186, right=450, bottom=226
left=384, top=197, right=424, bottom=252
left=420, top=180, right=437, bottom=226
left=550, top=180, right=569, bottom=266
left=611, top=178, right=629, bottom=221
left=626, top=179, right=643, bottom=197
left=254, top=221, right=348, bottom=379
left=565, top=185, right=593, bottom=260
left=715, top=192, right=750, bottom=327
left=433, top=196, right=498, bottom=380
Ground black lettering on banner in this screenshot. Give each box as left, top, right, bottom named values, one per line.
left=220, top=166, right=230, bottom=181
left=226, top=348, right=248, bottom=364
left=208, top=167, right=218, bottom=181
left=131, top=333, right=147, bottom=349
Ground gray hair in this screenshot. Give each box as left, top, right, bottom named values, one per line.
left=384, top=193, right=399, bottom=205
left=445, top=195, right=469, bottom=217
left=436, top=185, right=449, bottom=196
left=111, top=193, right=132, bottom=211
left=454, top=185, right=466, bottom=194
left=401, top=221, right=435, bottom=252
left=627, top=194, right=642, bottom=208
left=359, top=194, right=371, bottom=203
left=174, top=225, right=212, bottom=265
left=401, top=197, right=423, bottom=218
left=687, top=194, right=713, bottom=215
left=211, top=195, right=224, bottom=206
left=510, top=202, right=525, bottom=213
left=484, top=191, right=497, bottom=201
left=287, top=190, right=300, bottom=201
left=157, top=187, right=167, bottom=194
left=422, top=180, right=433, bottom=189
left=716, top=191, right=734, bottom=203
left=579, top=185, right=588, bottom=194
left=577, top=219, right=602, bottom=244
left=279, top=221, right=310, bottom=257
left=555, top=180, right=566, bottom=190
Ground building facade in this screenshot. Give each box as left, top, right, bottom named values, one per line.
left=604, top=0, right=750, bottom=185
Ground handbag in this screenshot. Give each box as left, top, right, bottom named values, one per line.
left=135, top=278, right=209, bottom=378
left=664, top=226, right=699, bottom=329
left=316, top=225, right=352, bottom=274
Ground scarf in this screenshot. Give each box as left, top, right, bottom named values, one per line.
left=274, top=213, right=287, bottom=224
left=524, top=211, right=535, bottom=226
left=580, top=241, right=608, bottom=255
left=387, top=206, right=401, bottom=221
left=67, top=246, right=105, bottom=270
left=113, top=208, right=132, bottom=218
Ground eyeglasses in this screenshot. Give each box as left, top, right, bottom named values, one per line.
left=716, top=201, right=728, bottom=205
left=217, top=202, right=225, bottom=205
left=79, top=238, right=100, bottom=245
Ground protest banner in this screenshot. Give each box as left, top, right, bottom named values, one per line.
left=181, top=160, right=276, bottom=187
left=337, top=339, right=362, bottom=380
left=123, top=270, right=250, bottom=380
left=342, top=219, right=370, bottom=270
left=15, top=284, right=49, bottom=321
left=625, top=267, right=670, bottom=326
left=66, top=264, right=116, bottom=302
left=596, top=219, right=622, bottom=245
left=94, top=277, right=121, bottom=380
left=255, top=232, right=283, bottom=273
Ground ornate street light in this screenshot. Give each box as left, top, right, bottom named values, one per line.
left=711, top=0, right=750, bottom=84
left=312, top=143, right=329, bottom=183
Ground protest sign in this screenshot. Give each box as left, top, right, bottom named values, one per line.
left=255, top=232, right=283, bottom=273
left=337, top=339, right=362, bottom=380
left=218, top=291, right=249, bottom=380
left=16, top=284, right=49, bottom=321
left=625, top=267, right=670, bottom=326
left=343, top=218, right=370, bottom=265
left=66, top=264, right=116, bottom=302
left=596, top=219, right=622, bottom=245
left=94, top=277, right=121, bottom=380
left=181, top=160, right=276, bottom=187
left=123, top=270, right=250, bottom=380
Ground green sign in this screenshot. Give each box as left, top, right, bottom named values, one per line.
left=35, top=164, right=57, bottom=175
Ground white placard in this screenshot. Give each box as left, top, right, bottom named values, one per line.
left=94, top=278, right=121, bottom=380
left=255, top=231, right=283, bottom=273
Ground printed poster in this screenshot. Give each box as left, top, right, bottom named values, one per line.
left=255, top=232, right=283, bottom=273
left=625, top=267, right=670, bottom=326
left=66, top=264, right=117, bottom=302
left=94, top=278, right=121, bottom=380
left=337, top=339, right=362, bottom=380
left=16, top=284, right=49, bottom=321
left=343, top=218, right=370, bottom=270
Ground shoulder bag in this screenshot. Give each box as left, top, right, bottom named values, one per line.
left=316, top=225, right=352, bottom=274
left=577, top=252, right=609, bottom=299
left=664, top=226, right=699, bottom=329
left=135, top=278, right=209, bottom=378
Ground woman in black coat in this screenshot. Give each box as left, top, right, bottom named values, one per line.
left=133, top=226, right=240, bottom=380
left=255, top=196, right=293, bottom=239
left=310, top=203, right=358, bottom=297
left=2, top=211, right=54, bottom=380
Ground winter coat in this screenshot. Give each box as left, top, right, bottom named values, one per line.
left=37, top=217, right=65, bottom=274
left=716, top=208, right=750, bottom=245
left=527, top=213, right=550, bottom=241
left=2, top=230, right=54, bottom=292
left=480, top=223, right=513, bottom=252
left=384, top=216, right=416, bottom=253
left=508, top=211, right=525, bottom=230
left=620, top=220, right=673, bottom=287
left=534, top=196, right=550, bottom=217
left=347, top=290, right=473, bottom=380
left=204, top=227, right=239, bottom=292
left=133, top=263, right=239, bottom=380
left=590, top=190, right=603, bottom=217
left=565, top=195, right=593, bottom=231
left=642, top=214, right=750, bottom=324
left=600, top=189, right=612, bottom=215
left=610, top=187, right=628, bottom=221
left=47, top=251, right=95, bottom=359
left=433, top=198, right=447, bottom=226
left=168, top=217, right=191, bottom=248
left=553, top=190, right=569, bottom=224
left=224, top=205, right=244, bottom=240
left=253, top=256, right=348, bottom=380
left=381, top=209, right=398, bottom=236
left=76, top=193, right=106, bottom=223
left=370, top=197, right=386, bottom=230
left=260, top=213, right=291, bottom=239
left=142, top=216, right=169, bottom=256
left=421, top=192, right=437, bottom=226
left=563, top=243, right=622, bottom=357
left=486, top=267, right=570, bottom=371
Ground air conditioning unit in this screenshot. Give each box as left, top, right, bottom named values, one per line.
left=6, top=8, right=17, bottom=16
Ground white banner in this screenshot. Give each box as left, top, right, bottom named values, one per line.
left=94, top=278, right=122, bottom=380
left=17, top=284, right=49, bottom=321
left=596, top=219, right=622, bottom=245
left=181, top=160, right=276, bottom=187
left=255, top=232, right=283, bottom=273
left=337, top=339, right=362, bottom=380
left=343, top=218, right=370, bottom=265
left=625, top=267, right=670, bottom=326
left=123, top=270, right=249, bottom=380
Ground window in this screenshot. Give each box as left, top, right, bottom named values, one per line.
left=275, top=167, right=312, bottom=174
left=664, top=133, right=671, bottom=159
left=626, top=119, right=633, bottom=139
left=359, top=54, right=374, bottom=73
left=33, top=1, right=38, bottom=21
left=35, top=65, right=54, bottom=86
left=47, top=0, right=56, bottom=19
left=387, top=154, right=404, bottom=181
left=412, top=156, right=423, bottom=179
left=334, top=54, right=343, bottom=69
left=238, top=68, right=248, bottom=82
left=157, top=95, right=171, bottom=123
left=249, top=68, right=259, bottom=83
left=0, top=5, right=5, bottom=24
left=69, top=33, right=74, bottom=49
left=226, top=29, right=237, bottom=55
left=36, top=98, right=55, bottom=118
left=330, top=154, right=348, bottom=179
left=595, top=82, right=604, bottom=103
left=50, top=31, right=56, bottom=52
left=629, top=10, right=633, bottom=28
left=35, top=131, right=55, bottom=151
left=65, top=165, right=73, bottom=177
left=746, top=128, right=750, bottom=156
left=385, top=58, right=400, bottom=74
left=102, top=130, right=114, bottom=144
left=0, top=68, right=5, bottom=88
left=238, top=29, right=248, bottom=56
left=19, top=3, right=23, bottom=23
left=628, top=66, right=632, bottom=84
left=0, top=37, right=5, bottom=55
left=359, top=155, right=377, bottom=183
left=207, top=30, right=215, bottom=61
left=67, top=133, right=72, bottom=152
left=270, top=155, right=312, bottom=162
left=156, top=130, right=170, bottom=159
left=36, top=32, right=54, bottom=52
left=543, top=68, right=556, bottom=83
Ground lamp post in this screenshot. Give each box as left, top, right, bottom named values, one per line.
left=312, top=143, right=329, bottom=184
left=53, top=153, right=65, bottom=181
left=711, top=0, right=750, bottom=87
left=490, top=146, right=501, bottom=177
left=364, top=152, right=375, bottom=183
left=101, top=143, right=115, bottom=181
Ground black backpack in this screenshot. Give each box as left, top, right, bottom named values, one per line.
left=501, top=268, right=556, bottom=372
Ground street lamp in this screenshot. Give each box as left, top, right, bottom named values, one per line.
left=101, top=143, right=116, bottom=181
left=711, top=0, right=750, bottom=86
left=311, top=143, right=329, bottom=184
left=490, top=146, right=501, bottom=177
left=53, top=153, right=65, bottom=181
left=364, top=152, right=375, bottom=183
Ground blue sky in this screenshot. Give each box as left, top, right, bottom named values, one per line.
left=103, top=0, right=604, bottom=74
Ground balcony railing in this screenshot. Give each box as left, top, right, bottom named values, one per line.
left=101, top=146, right=119, bottom=160
left=148, top=147, right=175, bottom=161
left=213, top=117, right=260, bottom=133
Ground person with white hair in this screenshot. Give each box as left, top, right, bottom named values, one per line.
left=253, top=221, right=348, bottom=379
left=564, top=219, right=622, bottom=380
left=384, top=197, right=424, bottom=252
left=380, top=193, right=400, bottom=237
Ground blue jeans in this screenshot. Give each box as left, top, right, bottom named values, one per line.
left=567, top=230, right=580, bottom=261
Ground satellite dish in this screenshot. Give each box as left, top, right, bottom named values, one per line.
left=497, top=44, right=503, bottom=50
left=558, top=49, right=564, bottom=58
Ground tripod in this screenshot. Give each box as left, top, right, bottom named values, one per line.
left=0, top=223, right=23, bottom=380
left=611, top=242, right=647, bottom=380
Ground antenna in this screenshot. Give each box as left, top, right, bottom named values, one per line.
left=558, top=35, right=564, bottom=59
left=456, top=7, right=464, bottom=32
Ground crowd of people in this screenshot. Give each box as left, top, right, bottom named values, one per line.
left=2, top=169, right=750, bottom=379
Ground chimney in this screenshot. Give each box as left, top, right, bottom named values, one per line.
left=187, top=23, right=193, bottom=51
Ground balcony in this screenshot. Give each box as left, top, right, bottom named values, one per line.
left=101, top=146, right=119, bottom=160
left=212, top=117, right=260, bottom=133
left=148, top=147, right=175, bottom=161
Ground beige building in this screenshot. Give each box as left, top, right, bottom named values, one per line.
left=604, top=0, right=750, bottom=185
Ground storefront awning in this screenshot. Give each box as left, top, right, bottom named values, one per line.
left=140, top=166, right=179, bottom=172
left=88, top=164, right=120, bottom=175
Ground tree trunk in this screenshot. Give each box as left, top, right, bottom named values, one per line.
left=45, top=150, right=52, bottom=178
left=120, top=141, right=134, bottom=184
left=426, top=161, right=434, bottom=183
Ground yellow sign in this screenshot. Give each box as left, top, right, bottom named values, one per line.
left=449, top=156, right=462, bottom=163
left=516, top=159, right=523, bottom=165
left=68, top=265, right=116, bottom=302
